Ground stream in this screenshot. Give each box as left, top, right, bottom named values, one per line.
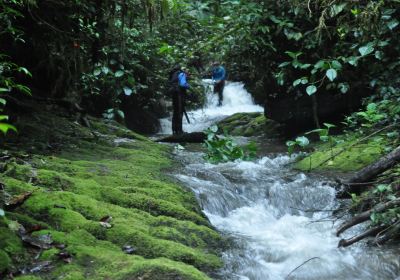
left=159, top=82, right=400, bottom=280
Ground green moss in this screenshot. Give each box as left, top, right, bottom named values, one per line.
left=0, top=112, right=222, bottom=279
left=217, top=112, right=280, bottom=137
left=14, top=276, right=42, bottom=280
left=0, top=249, right=11, bottom=273
left=294, top=136, right=387, bottom=172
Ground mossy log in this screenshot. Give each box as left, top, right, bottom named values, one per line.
left=157, top=132, right=206, bottom=143
left=343, top=145, right=400, bottom=194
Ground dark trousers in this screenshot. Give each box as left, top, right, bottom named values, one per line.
left=172, top=87, right=185, bottom=135
left=214, top=80, right=225, bottom=106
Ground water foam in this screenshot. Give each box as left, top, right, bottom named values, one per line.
left=159, top=81, right=263, bottom=134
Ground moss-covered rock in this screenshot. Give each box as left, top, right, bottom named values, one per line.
left=217, top=112, right=280, bottom=137
left=0, top=108, right=222, bottom=279
left=294, top=134, right=388, bottom=172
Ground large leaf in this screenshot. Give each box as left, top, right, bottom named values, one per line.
left=326, top=69, right=337, bottom=81
left=0, top=123, right=17, bottom=134
left=358, top=44, right=374, bottom=56
left=306, top=85, right=317, bottom=96
left=115, top=70, right=124, bottom=78
left=123, top=87, right=133, bottom=96
left=295, top=136, right=309, bottom=147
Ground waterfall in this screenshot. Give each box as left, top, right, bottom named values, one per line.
left=159, top=81, right=263, bottom=134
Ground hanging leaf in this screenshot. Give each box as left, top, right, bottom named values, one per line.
left=306, top=85, right=317, bottom=96
left=0, top=123, right=17, bottom=134
left=326, top=69, right=337, bottom=81
left=115, top=70, right=124, bottom=78
left=123, top=87, right=133, bottom=96
left=358, top=44, right=374, bottom=56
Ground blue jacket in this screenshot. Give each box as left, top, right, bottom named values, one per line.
left=212, top=66, right=226, bottom=82
left=178, top=72, right=190, bottom=89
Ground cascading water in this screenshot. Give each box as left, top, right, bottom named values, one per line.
left=159, top=81, right=263, bottom=134
left=160, top=82, right=400, bottom=279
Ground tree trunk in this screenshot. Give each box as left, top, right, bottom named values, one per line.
left=157, top=132, right=206, bottom=143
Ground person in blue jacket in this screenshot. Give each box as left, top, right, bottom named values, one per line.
left=167, top=65, right=190, bottom=135
left=211, top=62, right=226, bottom=106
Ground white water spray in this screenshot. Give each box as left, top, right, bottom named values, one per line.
left=159, top=81, right=263, bottom=134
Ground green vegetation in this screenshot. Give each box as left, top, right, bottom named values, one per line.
left=0, top=110, right=223, bottom=279
left=203, top=125, right=257, bottom=164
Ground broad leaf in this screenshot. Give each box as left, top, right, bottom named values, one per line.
left=306, top=85, right=317, bottom=96
left=358, top=44, right=374, bottom=56
left=115, top=70, right=124, bottom=78
left=295, top=136, right=309, bottom=147
left=0, top=123, right=17, bottom=134
left=123, top=87, right=133, bottom=96
left=326, top=69, right=337, bottom=81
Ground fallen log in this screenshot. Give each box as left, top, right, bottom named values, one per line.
left=338, top=225, right=386, bottom=247
left=336, top=198, right=400, bottom=236
left=157, top=132, right=206, bottom=143
left=339, top=145, right=400, bottom=196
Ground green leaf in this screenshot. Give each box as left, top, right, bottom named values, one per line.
left=123, top=87, right=133, bottom=96
left=358, top=44, right=374, bottom=56
left=18, top=67, right=32, bottom=77
left=347, top=56, right=359, bottom=66
left=93, top=68, right=102, bottom=76
left=210, top=125, right=218, bottom=133
left=0, top=208, right=4, bottom=217
left=331, top=60, right=342, bottom=70
left=278, top=61, right=290, bottom=68
left=306, top=85, right=317, bottom=96
left=374, top=51, right=383, bottom=60
left=293, top=79, right=302, bottom=87
left=323, top=123, right=336, bottom=129
left=314, top=60, right=326, bottom=69
left=115, top=70, right=124, bottom=78
left=326, top=69, right=337, bottom=81
left=285, top=51, right=302, bottom=59
left=0, top=98, right=6, bottom=106
left=0, top=123, right=17, bottom=134
left=295, top=136, right=309, bottom=147
left=117, top=110, right=125, bottom=119
left=0, top=115, right=9, bottom=121
left=0, top=88, right=10, bottom=93
left=387, top=20, right=399, bottom=30
left=102, top=66, right=110, bottom=74
left=338, top=83, right=349, bottom=93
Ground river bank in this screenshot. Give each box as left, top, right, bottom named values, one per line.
left=0, top=104, right=223, bottom=280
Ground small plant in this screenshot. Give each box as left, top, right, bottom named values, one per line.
left=306, top=123, right=336, bottom=157
left=203, top=125, right=257, bottom=164
left=286, top=136, right=310, bottom=155
left=355, top=103, right=386, bottom=127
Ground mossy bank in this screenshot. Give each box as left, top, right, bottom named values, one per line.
left=294, top=132, right=397, bottom=172
left=0, top=105, right=223, bottom=279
